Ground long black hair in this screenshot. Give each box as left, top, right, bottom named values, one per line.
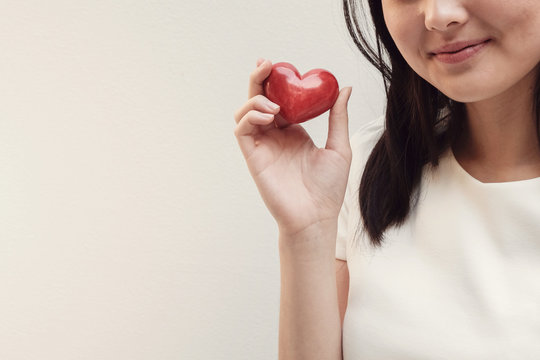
left=343, top=0, right=540, bottom=248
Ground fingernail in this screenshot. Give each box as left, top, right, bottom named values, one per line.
left=265, top=100, right=280, bottom=111
left=257, top=58, right=266, bottom=67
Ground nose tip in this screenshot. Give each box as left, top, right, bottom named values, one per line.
left=424, top=1, right=468, bottom=32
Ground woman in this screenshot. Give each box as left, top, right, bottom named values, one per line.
left=233, top=0, right=540, bottom=358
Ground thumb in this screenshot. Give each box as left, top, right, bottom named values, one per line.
left=325, top=87, right=352, bottom=156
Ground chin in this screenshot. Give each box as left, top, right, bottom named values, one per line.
left=437, top=86, right=497, bottom=104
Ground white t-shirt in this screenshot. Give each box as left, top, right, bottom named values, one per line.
left=336, top=115, right=540, bottom=359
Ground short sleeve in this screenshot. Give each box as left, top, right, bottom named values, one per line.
left=335, top=115, right=385, bottom=260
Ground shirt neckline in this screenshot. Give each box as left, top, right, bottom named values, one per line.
left=448, top=146, right=540, bottom=186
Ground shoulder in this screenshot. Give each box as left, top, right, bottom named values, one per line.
left=350, top=114, right=385, bottom=152
left=348, top=115, right=386, bottom=183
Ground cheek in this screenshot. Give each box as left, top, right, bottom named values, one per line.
left=491, top=3, right=540, bottom=71
left=387, top=23, right=426, bottom=75
left=382, top=5, right=425, bottom=69
left=514, top=8, right=540, bottom=51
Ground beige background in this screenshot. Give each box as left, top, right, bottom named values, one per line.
left=0, top=0, right=384, bottom=359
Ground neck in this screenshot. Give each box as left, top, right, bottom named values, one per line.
left=453, top=67, right=540, bottom=168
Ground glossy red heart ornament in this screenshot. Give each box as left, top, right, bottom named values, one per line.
left=263, top=62, right=339, bottom=125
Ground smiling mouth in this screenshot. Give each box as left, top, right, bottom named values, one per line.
left=431, top=40, right=491, bottom=64
left=429, top=39, right=492, bottom=56
left=445, top=45, right=475, bottom=54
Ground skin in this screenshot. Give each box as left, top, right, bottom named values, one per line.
left=381, top=0, right=540, bottom=182
left=233, top=5, right=538, bottom=356
left=234, top=59, right=353, bottom=236
left=234, top=60, right=353, bottom=358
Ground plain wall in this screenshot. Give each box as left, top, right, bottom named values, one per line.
left=0, top=1, right=385, bottom=359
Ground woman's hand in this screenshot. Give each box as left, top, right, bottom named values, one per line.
left=233, top=58, right=353, bottom=239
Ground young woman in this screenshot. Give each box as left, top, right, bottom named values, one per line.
left=234, top=0, right=540, bottom=358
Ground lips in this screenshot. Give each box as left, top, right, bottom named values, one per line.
left=433, top=40, right=490, bottom=64
left=431, top=38, right=491, bottom=55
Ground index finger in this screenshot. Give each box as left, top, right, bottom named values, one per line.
left=248, top=59, right=273, bottom=99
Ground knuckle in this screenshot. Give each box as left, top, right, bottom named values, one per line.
left=249, top=68, right=267, bottom=86
left=249, top=71, right=258, bottom=83
left=233, top=108, right=242, bottom=122
left=247, top=109, right=263, bottom=118
left=233, top=121, right=244, bottom=138
left=245, top=109, right=256, bottom=119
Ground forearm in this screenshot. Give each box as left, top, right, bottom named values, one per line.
left=278, top=225, right=342, bottom=360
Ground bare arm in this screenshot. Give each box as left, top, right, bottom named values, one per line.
left=278, top=225, right=343, bottom=360
left=233, top=59, right=352, bottom=360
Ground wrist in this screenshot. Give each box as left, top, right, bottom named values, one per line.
left=278, top=220, right=338, bottom=260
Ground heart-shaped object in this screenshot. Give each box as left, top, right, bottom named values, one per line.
left=262, top=62, right=339, bottom=125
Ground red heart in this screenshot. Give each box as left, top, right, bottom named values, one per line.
left=262, top=62, right=339, bottom=125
